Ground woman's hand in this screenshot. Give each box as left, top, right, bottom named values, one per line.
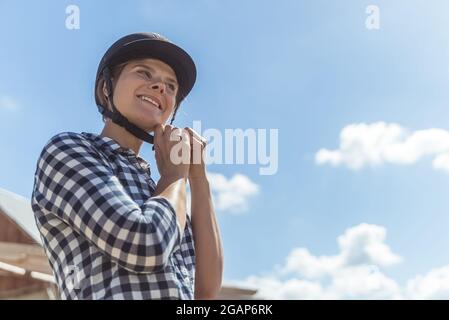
left=184, top=127, right=208, bottom=180
left=154, top=124, right=191, bottom=179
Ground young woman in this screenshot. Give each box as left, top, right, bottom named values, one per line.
left=31, top=32, right=223, bottom=300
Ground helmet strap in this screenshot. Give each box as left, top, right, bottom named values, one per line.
left=98, top=67, right=155, bottom=146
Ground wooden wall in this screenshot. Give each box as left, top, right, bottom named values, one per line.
left=0, top=209, right=48, bottom=298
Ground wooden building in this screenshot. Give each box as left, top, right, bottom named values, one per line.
left=0, top=187, right=56, bottom=299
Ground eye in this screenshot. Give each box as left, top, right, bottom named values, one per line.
left=138, top=70, right=152, bottom=79
left=167, top=83, right=176, bottom=92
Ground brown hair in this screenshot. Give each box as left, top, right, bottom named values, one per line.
left=95, top=62, right=127, bottom=123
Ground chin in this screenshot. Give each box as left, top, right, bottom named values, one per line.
left=129, top=109, right=170, bottom=131
left=140, top=118, right=164, bottom=132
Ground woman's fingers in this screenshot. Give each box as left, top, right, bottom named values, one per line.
left=191, top=135, right=203, bottom=148
left=163, top=124, right=174, bottom=141
left=154, top=124, right=164, bottom=144
left=170, top=127, right=182, bottom=141
left=153, top=124, right=191, bottom=178
left=184, top=127, right=207, bottom=146
left=189, top=135, right=206, bottom=165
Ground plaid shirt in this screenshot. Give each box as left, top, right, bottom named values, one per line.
left=31, top=131, right=195, bottom=299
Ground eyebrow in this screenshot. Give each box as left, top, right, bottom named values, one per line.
left=132, top=64, right=178, bottom=85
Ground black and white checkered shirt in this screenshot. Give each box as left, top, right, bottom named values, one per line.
left=31, top=131, right=195, bottom=299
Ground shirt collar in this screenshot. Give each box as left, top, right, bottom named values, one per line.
left=81, top=132, right=142, bottom=157
left=81, top=131, right=151, bottom=173
left=81, top=131, right=121, bottom=151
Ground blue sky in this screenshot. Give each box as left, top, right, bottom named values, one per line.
left=2, top=0, right=449, bottom=298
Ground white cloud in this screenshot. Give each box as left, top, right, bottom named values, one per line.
left=229, top=275, right=330, bottom=300
left=337, top=223, right=402, bottom=267
left=277, top=247, right=343, bottom=279
left=328, top=265, right=402, bottom=299
left=278, top=224, right=401, bottom=280
left=233, top=223, right=403, bottom=299
left=315, top=122, right=449, bottom=172
left=406, top=266, right=449, bottom=299
left=187, top=172, right=259, bottom=214
left=432, top=153, right=449, bottom=173
left=231, top=223, right=449, bottom=299
left=0, top=95, right=19, bottom=111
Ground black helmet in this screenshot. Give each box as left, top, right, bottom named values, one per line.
left=94, top=32, right=197, bottom=144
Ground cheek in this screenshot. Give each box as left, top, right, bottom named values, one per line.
left=113, top=79, right=139, bottom=110
left=163, top=98, right=177, bottom=118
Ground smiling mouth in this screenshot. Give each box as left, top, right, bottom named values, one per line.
left=136, top=95, right=162, bottom=111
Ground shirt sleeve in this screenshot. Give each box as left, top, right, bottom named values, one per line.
left=31, top=132, right=182, bottom=273
left=180, top=213, right=196, bottom=278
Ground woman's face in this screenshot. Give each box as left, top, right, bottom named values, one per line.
left=105, top=58, right=179, bottom=132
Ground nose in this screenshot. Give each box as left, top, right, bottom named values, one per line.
left=150, top=82, right=165, bottom=94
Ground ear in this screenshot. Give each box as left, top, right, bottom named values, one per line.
left=102, top=81, right=110, bottom=99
